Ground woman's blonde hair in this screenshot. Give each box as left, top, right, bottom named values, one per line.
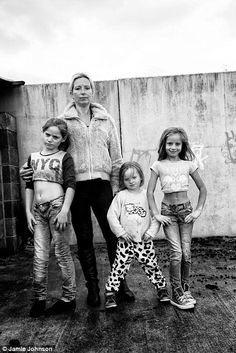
left=69, top=72, right=95, bottom=94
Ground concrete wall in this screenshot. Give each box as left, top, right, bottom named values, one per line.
left=0, top=72, right=236, bottom=241
left=118, top=73, right=236, bottom=238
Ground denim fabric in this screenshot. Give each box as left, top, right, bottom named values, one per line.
left=33, top=196, right=76, bottom=301
left=105, top=239, right=166, bottom=292
left=161, top=201, right=193, bottom=290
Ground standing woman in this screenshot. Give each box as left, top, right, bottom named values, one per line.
left=59, top=73, right=134, bottom=306
left=20, top=73, right=134, bottom=307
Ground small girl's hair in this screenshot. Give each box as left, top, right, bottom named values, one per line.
left=119, top=161, right=144, bottom=190
left=158, top=127, right=195, bottom=161
left=42, top=118, right=70, bottom=151
left=69, top=72, right=95, bottom=95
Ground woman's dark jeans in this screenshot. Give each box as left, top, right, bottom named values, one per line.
left=71, top=179, right=117, bottom=285
left=161, top=201, right=193, bottom=291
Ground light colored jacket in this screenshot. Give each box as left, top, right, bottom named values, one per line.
left=59, top=102, right=122, bottom=194
left=107, top=189, right=160, bottom=242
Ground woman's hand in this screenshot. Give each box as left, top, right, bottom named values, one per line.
left=54, top=210, right=68, bottom=231
left=120, top=232, right=133, bottom=243
left=185, top=209, right=201, bottom=223
left=20, top=163, right=33, bottom=182
left=154, top=214, right=172, bottom=226
left=26, top=211, right=37, bottom=233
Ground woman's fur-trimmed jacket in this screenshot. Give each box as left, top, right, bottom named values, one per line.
left=59, top=102, right=123, bottom=194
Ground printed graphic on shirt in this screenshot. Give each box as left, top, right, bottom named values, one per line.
left=162, top=174, right=188, bottom=192
left=31, top=153, right=64, bottom=184
left=125, top=203, right=146, bottom=218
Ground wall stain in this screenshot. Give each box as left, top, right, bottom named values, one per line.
left=195, top=97, right=207, bottom=121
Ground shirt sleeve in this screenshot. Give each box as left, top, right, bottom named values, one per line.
left=108, top=117, right=123, bottom=195
left=107, top=193, right=127, bottom=238
left=150, top=161, right=160, bottom=176
left=62, top=152, right=76, bottom=190
left=189, top=159, right=198, bottom=174
left=25, top=155, right=34, bottom=190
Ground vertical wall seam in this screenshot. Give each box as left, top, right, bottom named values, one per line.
left=117, top=79, right=123, bottom=156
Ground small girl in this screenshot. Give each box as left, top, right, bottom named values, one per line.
left=25, top=118, right=76, bottom=317
left=104, top=161, right=169, bottom=309
left=147, top=127, right=207, bottom=310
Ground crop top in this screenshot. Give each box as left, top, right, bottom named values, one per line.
left=150, top=159, right=198, bottom=194
left=25, top=150, right=76, bottom=191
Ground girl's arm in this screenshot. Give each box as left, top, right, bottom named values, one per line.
left=143, top=217, right=161, bottom=241
left=107, top=194, right=133, bottom=243
left=25, top=188, right=37, bottom=233
left=147, top=170, right=171, bottom=226
left=185, top=170, right=207, bottom=223
left=54, top=187, right=75, bottom=231
left=54, top=153, right=76, bottom=231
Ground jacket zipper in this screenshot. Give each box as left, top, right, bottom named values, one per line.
left=85, top=120, right=93, bottom=180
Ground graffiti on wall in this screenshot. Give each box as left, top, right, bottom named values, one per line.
left=130, top=147, right=157, bottom=176
left=130, top=142, right=208, bottom=176
left=221, top=130, right=236, bottom=164
left=191, top=143, right=208, bottom=170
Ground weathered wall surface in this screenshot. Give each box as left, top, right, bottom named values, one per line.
left=119, top=72, right=236, bottom=238
left=0, top=81, right=120, bottom=243
left=0, top=72, right=236, bottom=241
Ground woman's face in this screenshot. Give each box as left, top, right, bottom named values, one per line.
left=72, top=77, right=93, bottom=107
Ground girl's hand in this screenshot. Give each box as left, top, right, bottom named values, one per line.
left=121, top=232, right=133, bottom=243
left=26, top=212, right=37, bottom=233
left=20, top=163, right=34, bottom=182
left=54, top=210, right=68, bottom=231
left=154, top=214, right=172, bottom=226
left=185, top=209, right=201, bottom=223
left=143, top=233, right=152, bottom=242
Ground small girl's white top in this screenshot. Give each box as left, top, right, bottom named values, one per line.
left=107, top=189, right=160, bottom=242
left=150, top=159, right=198, bottom=194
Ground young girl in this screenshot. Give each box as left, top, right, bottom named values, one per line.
left=147, top=127, right=207, bottom=310
left=104, top=161, right=169, bottom=309
left=25, top=118, right=76, bottom=317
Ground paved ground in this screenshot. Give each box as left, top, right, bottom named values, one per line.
left=0, top=237, right=236, bottom=353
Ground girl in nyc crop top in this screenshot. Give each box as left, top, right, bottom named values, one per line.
left=25, top=150, right=76, bottom=191
left=150, top=159, right=198, bottom=194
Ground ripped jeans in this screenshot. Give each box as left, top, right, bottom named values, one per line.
left=161, top=201, right=193, bottom=290
left=33, top=196, right=76, bottom=301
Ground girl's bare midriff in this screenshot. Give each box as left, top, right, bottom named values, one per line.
left=34, top=181, right=64, bottom=204
left=162, top=191, right=189, bottom=205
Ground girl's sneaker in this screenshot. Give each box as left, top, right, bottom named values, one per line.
left=170, top=287, right=194, bottom=310
left=157, top=287, right=170, bottom=302
left=104, top=291, right=117, bottom=309
left=183, top=283, right=196, bottom=305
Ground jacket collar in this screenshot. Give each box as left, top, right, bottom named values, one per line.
left=63, top=102, right=109, bottom=120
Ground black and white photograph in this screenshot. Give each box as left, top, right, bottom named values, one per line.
left=0, top=0, right=236, bottom=352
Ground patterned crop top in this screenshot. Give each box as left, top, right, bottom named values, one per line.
left=25, top=150, right=76, bottom=190
left=150, top=159, right=198, bottom=194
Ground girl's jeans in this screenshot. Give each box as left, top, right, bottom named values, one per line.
left=105, top=239, right=166, bottom=292
left=33, top=196, right=76, bottom=301
left=161, top=201, right=193, bottom=291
